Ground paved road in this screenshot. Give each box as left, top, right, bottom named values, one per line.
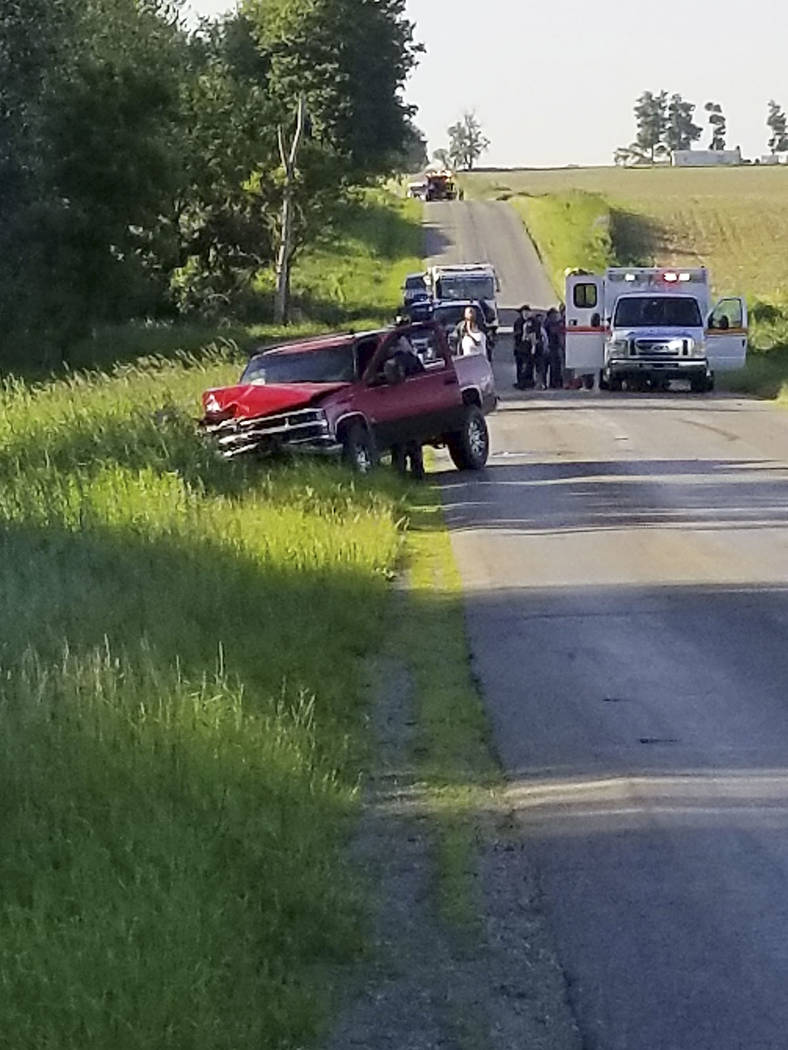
left=424, top=200, right=555, bottom=318
left=429, top=202, right=788, bottom=1049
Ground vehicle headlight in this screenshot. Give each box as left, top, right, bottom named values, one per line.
left=607, top=338, right=629, bottom=358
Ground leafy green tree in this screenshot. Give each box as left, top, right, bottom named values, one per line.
left=447, top=112, right=490, bottom=171
left=0, top=0, right=189, bottom=361
left=240, top=0, right=422, bottom=320
left=432, top=148, right=451, bottom=169
left=767, top=100, right=788, bottom=154
left=665, top=94, right=702, bottom=152
left=633, top=90, right=668, bottom=162
left=393, top=122, right=429, bottom=173
left=705, top=102, right=727, bottom=150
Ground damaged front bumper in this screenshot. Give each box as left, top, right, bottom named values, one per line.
left=201, top=406, right=340, bottom=460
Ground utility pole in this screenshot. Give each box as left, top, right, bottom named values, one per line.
left=274, top=95, right=306, bottom=325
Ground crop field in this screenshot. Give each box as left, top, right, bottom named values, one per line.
left=466, top=166, right=788, bottom=396
left=466, top=166, right=788, bottom=302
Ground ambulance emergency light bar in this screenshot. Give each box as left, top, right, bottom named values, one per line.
left=608, top=268, right=705, bottom=285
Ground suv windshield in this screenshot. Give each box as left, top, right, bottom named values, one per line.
left=242, top=346, right=355, bottom=385
left=614, top=296, right=702, bottom=327
left=436, top=275, right=495, bottom=301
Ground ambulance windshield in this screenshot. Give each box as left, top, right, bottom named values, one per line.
left=614, top=296, right=702, bottom=328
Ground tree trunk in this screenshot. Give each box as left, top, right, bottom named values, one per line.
left=274, top=96, right=306, bottom=326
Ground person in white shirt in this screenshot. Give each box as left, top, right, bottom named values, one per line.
left=456, top=306, right=487, bottom=357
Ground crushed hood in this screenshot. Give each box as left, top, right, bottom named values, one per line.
left=202, top=382, right=347, bottom=422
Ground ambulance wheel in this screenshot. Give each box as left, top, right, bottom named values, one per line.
left=690, top=374, right=713, bottom=393
left=609, top=376, right=623, bottom=392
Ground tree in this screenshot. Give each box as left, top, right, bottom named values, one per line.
left=633, top=90, right=668, bottom=162
left=767, top=100, right=788, bottom=154
left=273, top=95, right=306, bottom=323
left=665, top=94, right=702, bottom=152
left=447, top=112, right=490, bottom=171
left=705, top=102, right=727, bottom=151
left=392, top=121, right=428, bottom=173
left=241, top=0, right=422, bottom=319
left=432, top=148, right=451, bottom=169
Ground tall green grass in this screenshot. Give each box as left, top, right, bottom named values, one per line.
left=0, top=350, right=412, bottom=1048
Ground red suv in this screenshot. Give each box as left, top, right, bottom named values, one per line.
left=201, top=321, right=496, bottom=472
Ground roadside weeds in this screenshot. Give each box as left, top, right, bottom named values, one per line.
left=324, top=479, right=581, bottom=1050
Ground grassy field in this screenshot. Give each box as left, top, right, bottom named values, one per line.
left=465, top=166, right=788, bottom=300
left=0, top=190, right=434, bottom=1048
left=466, top=166, right=788, bottom=396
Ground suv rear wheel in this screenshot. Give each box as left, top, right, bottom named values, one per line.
left=342, top=422, right=377, bottom=473
left=447, top=406, right=489, bottom=471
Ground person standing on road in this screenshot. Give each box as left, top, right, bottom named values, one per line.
left=513, top=305, right=533, bottom=389
left=456, top=306, right=488, bottom=357
left=545, top=307, right=564, bottom=389
left=528, top=311, right=548, bottom=390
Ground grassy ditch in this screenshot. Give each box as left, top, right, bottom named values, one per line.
left=0, top=350, right=419, bottom=1049
left=508, top=191, right=614, bottom=295
left=399, top=485, right=500, bottom=939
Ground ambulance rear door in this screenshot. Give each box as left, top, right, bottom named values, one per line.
left=565, top=274, right=605, bottom=372
left=706, top=297, right=748, bottom=372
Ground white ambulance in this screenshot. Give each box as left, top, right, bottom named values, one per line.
left=565, top=268, right=747, bottom=392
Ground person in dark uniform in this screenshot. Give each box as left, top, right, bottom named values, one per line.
left=512, top=305, right=532, bottom=389
left=544, top=307, right=564, bottom=389
left=528, top=311, right=548, bottom=390
left=386, top=323, right=426, bottom=479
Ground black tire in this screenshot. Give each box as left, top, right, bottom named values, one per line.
left=447, top=406, right=489, bottom=471
left=609, top=375, right=623, bottom=392
left=690, top=374, right=712, bottom=394
left=341, top=422, right=377, bottom=474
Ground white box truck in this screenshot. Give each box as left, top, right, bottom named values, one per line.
left=565, top=267, right=747, bottom=392
left=427, top=263, right=501, bottom=328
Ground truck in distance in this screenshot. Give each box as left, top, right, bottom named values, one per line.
left=565, top=267, right=748, bottom=392
left=425, top=171, right=457, bottom=201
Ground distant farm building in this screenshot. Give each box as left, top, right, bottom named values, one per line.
left=671, top=148, right=742, bottom=167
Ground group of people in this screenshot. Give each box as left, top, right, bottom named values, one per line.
left=512, top=304, right=566, bottom=390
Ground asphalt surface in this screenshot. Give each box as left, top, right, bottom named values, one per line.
left=427, top=201, right=788, bottom=1050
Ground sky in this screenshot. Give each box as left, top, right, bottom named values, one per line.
left=184, top=0, right=788, bottom=167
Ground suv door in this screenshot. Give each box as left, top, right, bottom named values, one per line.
left=707, top=297, right=748, bottom=371
left=355, top=325, right=462, bottom=448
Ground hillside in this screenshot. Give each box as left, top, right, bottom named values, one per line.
left=465, top=166, right=788, bottom=301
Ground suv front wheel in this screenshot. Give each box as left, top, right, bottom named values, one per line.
left=341, top=422, right=378, bottom=473
left=447, top=405, right=489, bottom=471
